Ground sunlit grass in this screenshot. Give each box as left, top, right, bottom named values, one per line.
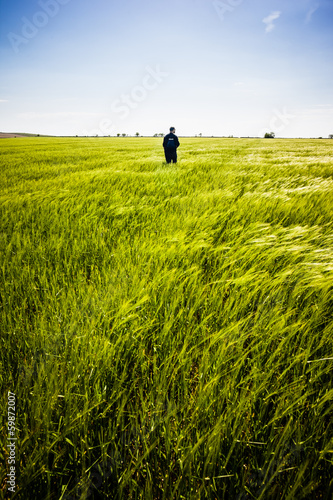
left=0, top=137, right=332, bottom=499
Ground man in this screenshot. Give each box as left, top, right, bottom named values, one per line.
left=163, top=127, right=180, bottom=164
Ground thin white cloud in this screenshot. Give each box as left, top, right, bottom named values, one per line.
left=263, top=11, right=281, bottom=33
left=0, top=99, right=8, bottom=103
left=305, top=3, right=320, bottom=24
left=18, top=112, right=102, bottom=119
left=300, top=106, right=333, bottom=116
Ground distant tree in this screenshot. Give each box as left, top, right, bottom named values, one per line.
left=329, top=134, right=333, bottom=139
left=122, top=133, right=126, bottom=137
left=199, top=133, right=202, bottom=137
left=135, top=132, right=140, bottom=137
left=264, top=132, right=275, bottom=138
left=153, top=133, right=158, bottom=137
left=117, top=133, right=120, bottom=137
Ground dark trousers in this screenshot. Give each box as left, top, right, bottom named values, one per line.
left=164, top=148, right=177, bottom=163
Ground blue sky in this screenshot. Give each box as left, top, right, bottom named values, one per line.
left=0, top=0, right=332, bottom=137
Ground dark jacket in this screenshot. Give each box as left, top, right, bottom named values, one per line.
left=163, top=133, right=180, bottom=149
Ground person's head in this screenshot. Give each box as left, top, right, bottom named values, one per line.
left=170, top=127, right=175, bottom=133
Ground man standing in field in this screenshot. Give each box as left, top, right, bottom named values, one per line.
left=163, top=127, right=180, bottom=164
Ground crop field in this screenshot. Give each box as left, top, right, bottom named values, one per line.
left=0, top=137, right=333, bottom=499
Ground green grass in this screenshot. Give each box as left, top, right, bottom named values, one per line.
left=0, top=137, right=332, bottom=499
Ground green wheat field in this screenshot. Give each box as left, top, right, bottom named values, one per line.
left=1, top=137, right=332, bottom=500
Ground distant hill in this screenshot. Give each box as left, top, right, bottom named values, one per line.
left=0, top=132, right=50, bottom=138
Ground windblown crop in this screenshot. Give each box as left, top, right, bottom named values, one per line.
left=1, top=137, right=332, bottom=499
